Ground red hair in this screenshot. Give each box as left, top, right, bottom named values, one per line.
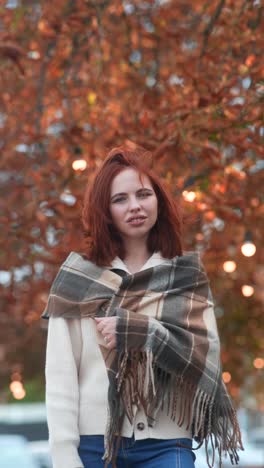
left=81, top=145, right=183, bottom=266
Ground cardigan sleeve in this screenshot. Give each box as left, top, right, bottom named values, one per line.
left=45, top=316, right=84, bottom=468
left=115, top=288, right=218, bottom=374
left=115, top=307, right=168, bottom=355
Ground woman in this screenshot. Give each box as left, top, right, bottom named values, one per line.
left=42, top=145, right=242, bottom=468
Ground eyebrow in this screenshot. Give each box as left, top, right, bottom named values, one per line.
left=110, top=188, right=153, bottom=201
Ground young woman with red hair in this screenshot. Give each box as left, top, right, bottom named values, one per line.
left=43, top=146, right=242, bottom=468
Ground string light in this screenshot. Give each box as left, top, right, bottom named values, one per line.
left=241, top=241, right=256, bottom=257
left=10, top=381, right=22, bottom=392
left=253, top=358, right=264, bottom=369
left=13, top=388, right=26, bottom=400
left=222, top=372, right=232, bottom=383
left=241, top=285, right=254, bottom=297
left=9, top=380, right=26, bottom=400
left=241, top=231, right=256, bottom=257
left=223, top=261, right=236, bottom=273
left=72, top=159, right=87, bottom=171
left=182, top=190, right=196, bottom=202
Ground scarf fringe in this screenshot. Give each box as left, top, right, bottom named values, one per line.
left=103, top=350, right=243, bottom=467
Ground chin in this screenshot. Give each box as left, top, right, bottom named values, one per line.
left=125, top=229, right=151, bottom=240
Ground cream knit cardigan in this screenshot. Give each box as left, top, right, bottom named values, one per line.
left=44, top=252, right=191, bottom=468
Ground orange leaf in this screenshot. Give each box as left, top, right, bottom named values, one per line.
left=245, top=55, right=256, bottom=67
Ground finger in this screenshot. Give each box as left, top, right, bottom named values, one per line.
left=105, top=337, right=113, bottom=348
left=106, top=340, right=114, bottom=349
left=96, top=322, right=105, bottom=332
left=108, top=340, right=116, bottom=350
left=103, top=333, right=112, bottom=342
left=104, top=334, right=113, bottom=345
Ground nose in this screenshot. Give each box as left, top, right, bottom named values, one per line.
left=128, top=196, right=141, bottom=211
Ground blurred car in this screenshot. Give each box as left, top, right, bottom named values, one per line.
left=0, top=402, right=48, bottom=441
left=193, top=431, right=264, bottom=468
left=221, top=430, right=264, bottom=468
left=248, top=427, right=264, bottom=451
left=28, top=440, right=52, bottom=468
left=0, top=434, right=40, bottom=468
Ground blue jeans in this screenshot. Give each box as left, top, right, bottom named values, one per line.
left=78, top=435, right=196, bottom=467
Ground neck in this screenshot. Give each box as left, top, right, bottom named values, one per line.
left=122, top=239, right=152, bottom=272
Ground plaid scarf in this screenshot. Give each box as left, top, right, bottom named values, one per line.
left=42, top=250, right=242, bottom=467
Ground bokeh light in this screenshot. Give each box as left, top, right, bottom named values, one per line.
left=253, top=358, right=264, bottom=369
left=241, top=241, right=256, bottom=257
left=72, top=159, right=87, bottom=171
left=223, top=261, right=237, bottom=273
left=182, top=190, right=196, bottom=202
left=222, top=372, right=232, bottom=383
left=9, top=380, right=26, bottom=400
left=241, top=285, right=254, bottom=297
left=13, top=388, right=26, bottom=400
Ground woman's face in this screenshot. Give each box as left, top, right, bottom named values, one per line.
left=109, top=168, right=158, bottom=243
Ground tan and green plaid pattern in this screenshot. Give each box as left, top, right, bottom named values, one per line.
left=42, top=251, right=242, bottom=467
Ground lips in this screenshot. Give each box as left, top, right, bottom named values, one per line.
left=127, top=215, right=147, bottom=223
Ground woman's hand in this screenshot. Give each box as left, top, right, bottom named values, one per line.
left=94, top=317, right=117, bottom=350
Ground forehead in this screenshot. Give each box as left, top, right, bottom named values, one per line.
left=110, top=168, right=152, bottom=193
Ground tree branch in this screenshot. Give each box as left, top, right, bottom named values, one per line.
left=200, top=0, right=226, bottom=57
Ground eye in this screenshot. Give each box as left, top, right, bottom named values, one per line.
left=112, top=196, right=126, bottom=203
left=138, top=191, right=151, bottom=198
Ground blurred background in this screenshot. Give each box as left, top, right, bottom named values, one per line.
left=0, top=0, right=263, bottom=467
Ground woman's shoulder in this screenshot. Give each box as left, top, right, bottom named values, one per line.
left=157, top=250, right=203, bottom=267
left=176, top=249, right=201, bottom=262
left=64, top=250, right=87, bottom=263
left=63, top=251, right=97, bottom=268
left=60, top=252, right=111, bottom=283
left=175, top=250, right=206, bottom=271
left=181, top=249, right=201, bottom=260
